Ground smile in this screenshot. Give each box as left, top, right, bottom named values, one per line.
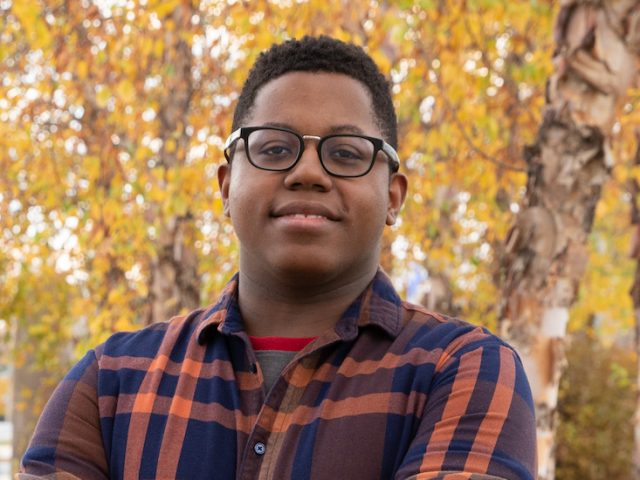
left=273, top=214, right=332, bottom=228
left=285, top=213, right=327, bottom=219
left=271, top=202, right=341, bottom=222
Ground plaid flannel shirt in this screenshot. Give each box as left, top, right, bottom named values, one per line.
left=20, top=270, right=536, bottom=479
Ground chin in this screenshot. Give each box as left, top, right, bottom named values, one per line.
left=273, top=260, right=341, bottom=285
left=269, top=255, right=378, bottom=290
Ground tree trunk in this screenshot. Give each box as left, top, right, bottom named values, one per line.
left=498, top=2, right=640, bottom=479
left=420, top=271, right=455, bottom=315
left=628, top=161, right=640, bottom=479
left=146, top=3, right=200, bottom=323
left=635, top=301, right=640, bottom=480
left=148, top=216, right=200, bottom=323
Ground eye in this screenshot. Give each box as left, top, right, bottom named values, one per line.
left=250, top=139, right=298, bottom=166
left=332, top=148, right=362, bottom=159
left=248, top=129, right=300, bottom=165
left=325, top=144, right=367, bottom=164
left=260, top=144, right=293, bottom=156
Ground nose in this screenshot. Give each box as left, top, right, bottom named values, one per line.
left=282, top=137, right=332, bottom=191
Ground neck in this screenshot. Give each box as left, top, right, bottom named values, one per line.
left=237, top=266, right=377, bottom=337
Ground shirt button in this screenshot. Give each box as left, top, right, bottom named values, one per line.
left=254, top=442, right=266, bottom=455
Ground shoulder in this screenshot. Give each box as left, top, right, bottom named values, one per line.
left=397, top=301, right=523, bottom=370
left=87, top=309, right=209, bottom=401
left=95, top=308, right=206, bottom=363
left=391, top=307, right=537, bottom=479
left=400, top=301, right=532, bottom=404
left=399, top=301, right=504, bottom=346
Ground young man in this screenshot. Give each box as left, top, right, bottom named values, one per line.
left=20, top=36, right=536, bottom=479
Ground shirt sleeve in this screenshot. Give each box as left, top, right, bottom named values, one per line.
left=18, top=350, right=109, bottom=480
left=394, top=338, right=537, bottom=480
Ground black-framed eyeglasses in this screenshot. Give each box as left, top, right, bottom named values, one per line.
left=223, top=126, right=400, bottom=178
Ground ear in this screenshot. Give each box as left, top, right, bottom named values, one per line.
left=217, top=163, right=231, bottom=217
left=386, top=173, right=408, bottom=226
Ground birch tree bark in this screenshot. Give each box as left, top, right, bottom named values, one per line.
left=498, top=2, right=640, bottom=479
left=628, top=154, right=640, bottom=479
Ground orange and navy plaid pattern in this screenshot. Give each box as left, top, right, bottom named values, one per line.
left=20, top=270, right=536, bottom=479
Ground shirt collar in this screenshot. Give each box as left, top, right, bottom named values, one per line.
left=196, top=269, right=403, bottom=345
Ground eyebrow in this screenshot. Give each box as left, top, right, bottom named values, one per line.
left=260, top=122, right=366, bottom=136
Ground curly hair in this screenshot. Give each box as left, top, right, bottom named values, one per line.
left=231, top=35, right=397, bottom=149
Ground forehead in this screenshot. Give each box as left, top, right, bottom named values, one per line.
left=246, top=72, right=380, bottom=135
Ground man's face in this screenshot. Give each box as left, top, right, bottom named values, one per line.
left=218, top=71, right=407, bottom=287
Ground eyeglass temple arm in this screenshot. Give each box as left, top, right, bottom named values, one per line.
left=382, top=142, right=401, bottom=171
left=223, top=129, right=242, bottom=151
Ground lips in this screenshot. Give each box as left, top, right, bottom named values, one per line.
left=271, top=202, right=341, bottom=221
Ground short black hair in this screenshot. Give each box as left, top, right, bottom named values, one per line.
left=231, top=35, right=398, bottom=149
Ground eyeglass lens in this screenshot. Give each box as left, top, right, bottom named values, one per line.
left=247, top=129, right=375, bottom=176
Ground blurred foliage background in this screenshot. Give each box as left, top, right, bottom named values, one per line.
left=0, top=0, right=639, bottom=478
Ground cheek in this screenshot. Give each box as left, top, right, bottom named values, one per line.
left=226, top=167, right=279, bottom=242
left=226, top=169, right=256, bottom=227
left=350, top=183, right=390, bottom=235
left=228, top=164, right=258, bottom=210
